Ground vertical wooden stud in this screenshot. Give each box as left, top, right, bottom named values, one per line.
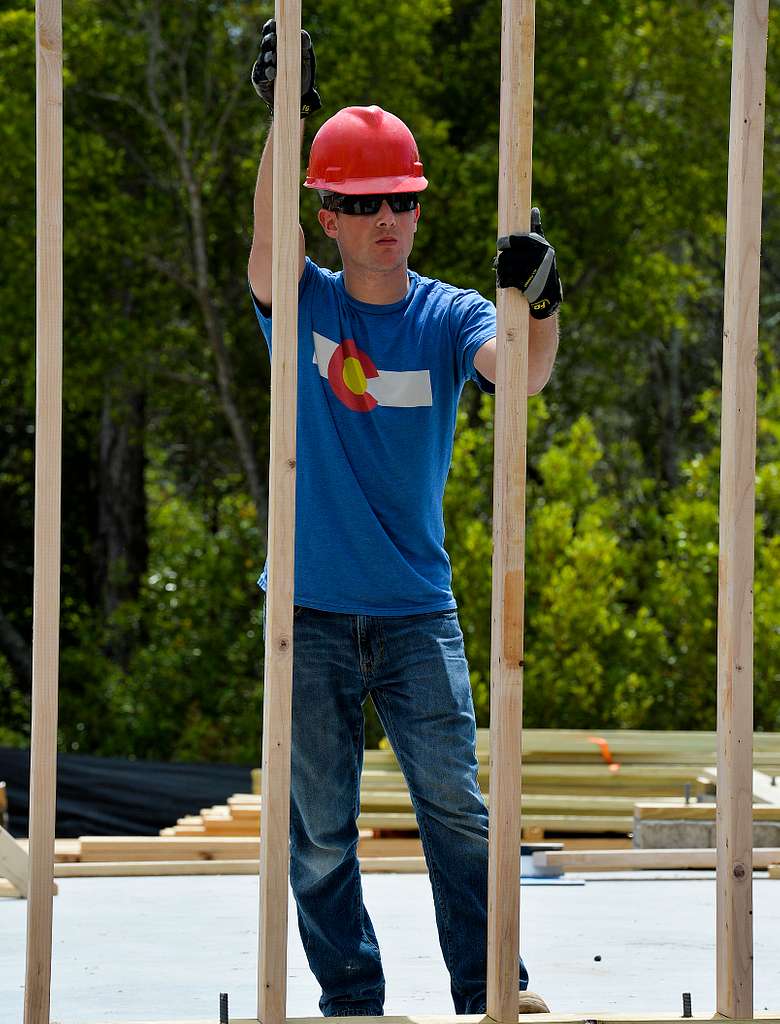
left=486, top=1, right=535, bottom=1021
left=716, top=0, right=768, bottom=1018
left=25, top=2, right=63, bottom=1023
left=257, top=0, right=301, bottom=1022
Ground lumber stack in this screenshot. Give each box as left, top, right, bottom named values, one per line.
left=6, top=835, right=778, bottom=881
left=5, top=731, right=778, bottom=877
left=484, top=728, right=780, bottom=770
left=162, top=728, right=780, bottom=848
left=8, top=729, right=775, bottom=876
left=4, top=730, right=778, bottom=878
left=161, top=791, right=643, bottom=840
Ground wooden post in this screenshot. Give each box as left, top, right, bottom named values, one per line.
left=24, top=2, right=63, bottom=1023
left=257, top=0, right=301, bottom=1022
left=1, top=826, right=32, bottom=898
left=716, top=0, right=768, bottom=1019
left=486, top=1, right=534, bottom=1021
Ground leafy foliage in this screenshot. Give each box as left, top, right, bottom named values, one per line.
left=447, top=369, right=780, bottom=733
left=1, top=0, right=779, bottom=757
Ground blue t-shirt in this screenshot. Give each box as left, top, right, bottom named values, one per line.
left=251, top=257, right=496, bottom=615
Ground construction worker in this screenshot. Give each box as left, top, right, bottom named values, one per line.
left=249, top=22, right=560, bottom=1018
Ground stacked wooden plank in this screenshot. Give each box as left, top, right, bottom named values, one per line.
left=160, top=729, right=780, bottom=848
left=162, top=791, right=646, bottom=840
left=4, top=730, right=779, bottom=878
left=7, top=730, right=775, bottom=878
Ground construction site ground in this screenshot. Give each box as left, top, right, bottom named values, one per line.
left=3, top=871, right=780, bottom=1023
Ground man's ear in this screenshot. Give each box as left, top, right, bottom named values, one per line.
left=414, top=203, right=421, bottom=232
left=318, top=207, right=339, bottom=238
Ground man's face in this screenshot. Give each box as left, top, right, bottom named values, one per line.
left=317, top=195, right=420, bottom=274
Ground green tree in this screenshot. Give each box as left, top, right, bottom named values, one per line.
left=2, top=0, right=779, bottom=758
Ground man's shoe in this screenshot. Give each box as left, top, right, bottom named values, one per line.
left=518, top=991, right=550, bottom=1014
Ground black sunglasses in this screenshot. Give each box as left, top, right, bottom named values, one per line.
left=323, top=193, right=418, bottom=216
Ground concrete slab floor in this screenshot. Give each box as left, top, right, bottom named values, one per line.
left=1, top=873, right=779, bottom=1023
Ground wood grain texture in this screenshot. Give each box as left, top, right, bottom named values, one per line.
left=257, top=1, right=301, bottom=1022
left=716, top=1, right=769, bottom=1018
left=534, top=848, right=780, bottom=873
left=25, top=2, right=63, bottom=1022
left=1, top=825, right=31, bottom=896
left=50, top=856, right=428, bottom=877
left=83, top=1013, right=780, bottom=1024
left=0, top=879, right=24, bottom=899
left=634, top=802, right=780, bottom=822
left=248, top=730, right=780, bottom=780
left=487, top=2, right=535, bottom=1021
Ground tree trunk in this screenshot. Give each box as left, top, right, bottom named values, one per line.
left=652, top=240, right=685, bottom=487
left=87, top=5, right=269, bottom=537
left=663, top=323, right=682, bottom=487
left=97, top=376, right=149, bottom=667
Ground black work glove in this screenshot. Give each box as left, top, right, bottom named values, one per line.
left=494, top=208, right=563, bottom=319
left=251, top=19, right=322, bottom=119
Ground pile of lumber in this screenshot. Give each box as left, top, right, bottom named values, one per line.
left=3, top=731, right=780, bottom=882
left=162, top=791, right=643, bottom=841
left=160, top=728, right=780, bottom=846
left=7, top=730, right=777, bottom=882
left=3, top=834, right=779, bottom=888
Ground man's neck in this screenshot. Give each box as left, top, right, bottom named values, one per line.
left=342, top=264, right=410, bottom=305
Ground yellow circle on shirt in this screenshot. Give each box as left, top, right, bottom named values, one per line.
left=342, top=356, right=368, bottom=395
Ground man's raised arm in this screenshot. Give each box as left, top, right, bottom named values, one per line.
left=248, top=122, right=307, bottom=309
left=247, top=20, right=322, bottom=309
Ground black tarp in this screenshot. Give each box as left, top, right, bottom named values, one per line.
left=0, top=747, right=253, bottom=838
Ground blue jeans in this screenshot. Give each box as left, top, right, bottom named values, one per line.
left=263, top=603, right=529, bottom=1016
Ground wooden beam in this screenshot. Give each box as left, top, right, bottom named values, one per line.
left=25, top=2, right=63, bottom=1023
left=634, top=803, right=780, bottom=822
left=0, top=830, right=57, bottom=898
left=79, top=835, right=261, bottom=861
left=487, top=3, right=535, bottom=1021
left=257, top=1, right=301, bottom=1023
left=250, top=730, right=780, bottom=793
left=16, top=837, right=81, bottom=862
left=0, top=879, right=24, bottom=898
left=56, top=860, right=261, bottom=877
left=716, top=1, right=769, bottom=1019
left=533, top=848, right=780, bottom=873
left=1, top=825, right=31, bottom=896
left=84, top=1013, right=780, bottom=1024
left=254, top=761, right=730, bottom=791
left=54, top=856, right=431, bottom=877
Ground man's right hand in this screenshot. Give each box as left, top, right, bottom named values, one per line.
left=251, top=19, right=322, bottom=119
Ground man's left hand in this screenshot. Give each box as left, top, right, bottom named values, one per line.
left=494, top=208, right=562, bottom=319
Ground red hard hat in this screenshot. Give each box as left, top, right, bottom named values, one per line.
left=304, top=106, right=428, bottom=194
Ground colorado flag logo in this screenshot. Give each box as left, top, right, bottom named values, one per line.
left=313, top=332, right=432, bottom=413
